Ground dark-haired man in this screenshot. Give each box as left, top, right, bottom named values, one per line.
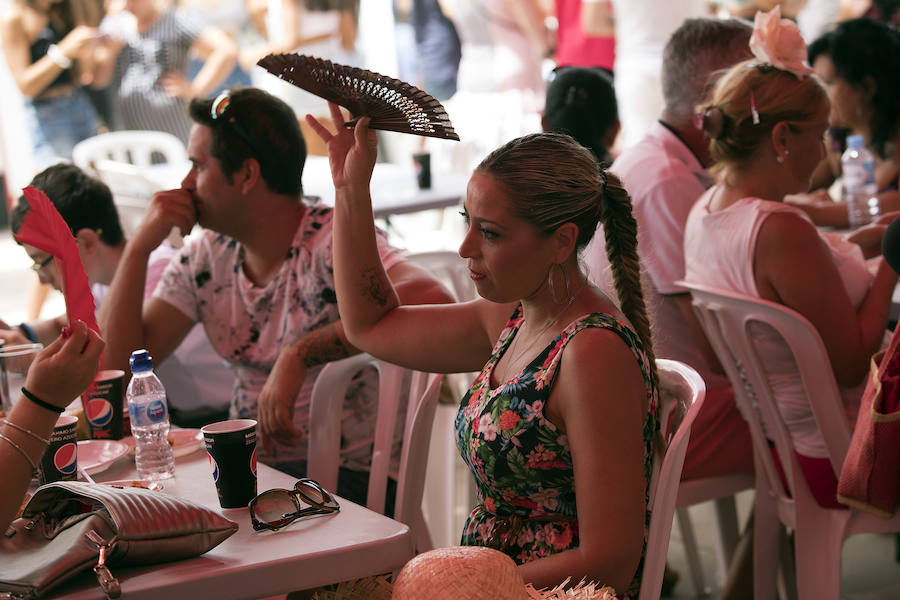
left=0, top=163, right=233, bottom=425
left=99, top=87, right=452, bottom=498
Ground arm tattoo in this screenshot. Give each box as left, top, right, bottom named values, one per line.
left=293, top=324, right=353, bottom=369
left=359, top=267, right=391, bottom=307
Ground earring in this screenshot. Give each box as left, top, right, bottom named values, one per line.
left=776, top=154, right=785, bottom=164
left=548, top=263, right=571, bottom=305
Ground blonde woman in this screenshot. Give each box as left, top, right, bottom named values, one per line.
left=684, top=7, right=897, bottom=508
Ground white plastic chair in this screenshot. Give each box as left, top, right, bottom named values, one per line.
left=639, top=358, right=707, bottom=600
left=72, top=130, right=188, bottom=170
left=307, top=353, right=443, bottom=553
left=675, top=470, right=754, bottom=595
left=683, top=281, right=900, bottom=600
left=403, top=250, right=477, bottom=548
left=72, top=131, right=189, bottom=242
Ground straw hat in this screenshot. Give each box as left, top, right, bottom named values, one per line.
left=391, top=546, right=619, bottom=600
left=392, top=546, right=530, bottom=600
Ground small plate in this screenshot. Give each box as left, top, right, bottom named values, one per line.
left=77, top=440, right=129, bottom=475
left=121, top=428, right=204, bottom=458
left=101, top=479, right=165, bottom=491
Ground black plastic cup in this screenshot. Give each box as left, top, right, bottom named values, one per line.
left=82, top=369, right=126, bottom=440
left=38, top=415, right=79, bottom=485
left=201, top=419, right=258, bottom=508
left=413, top=152, right=431, bottom=189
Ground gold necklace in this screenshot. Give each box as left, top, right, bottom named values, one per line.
left=504, top=285, right=584, bottom=371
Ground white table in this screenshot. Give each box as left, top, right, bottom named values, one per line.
left=301, top=156, right=468, bottom=219
left=49, top=452, right=413, bottom=600
left=133, top=156, right=467, bottom=221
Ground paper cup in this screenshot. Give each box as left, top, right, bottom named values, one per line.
left=82, top=369, right=126, bottom=440
left=413, top=152, right=431, bottom=189
left=201, top=419, right=258, bottom=508
left=38, top=415, right=79, bottom=485
left=0, top=343, right=43, bottom=413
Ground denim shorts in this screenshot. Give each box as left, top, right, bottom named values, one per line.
left=26, top=89, right=99, bottom=168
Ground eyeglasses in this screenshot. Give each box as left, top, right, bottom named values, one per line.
left=249, top=478, right=340, bottom=532
left=29, top=254, right=54, bottom=272
left=210, top=90, right=268, bottom=161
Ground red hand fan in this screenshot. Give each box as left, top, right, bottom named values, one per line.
left=257, top=54, right=460, bottom=141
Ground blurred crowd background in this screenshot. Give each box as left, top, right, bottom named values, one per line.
left=3, top=0, right=896, bottom=206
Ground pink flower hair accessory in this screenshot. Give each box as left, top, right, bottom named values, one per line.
left=748, top=6, right=814, bottom=79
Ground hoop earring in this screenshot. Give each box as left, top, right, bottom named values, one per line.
left=548, top=263, right=571, bottom=305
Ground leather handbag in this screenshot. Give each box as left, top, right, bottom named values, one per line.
left=0, top=481, right=238, bottom=599
left=837, top=329, right=900, bottom=518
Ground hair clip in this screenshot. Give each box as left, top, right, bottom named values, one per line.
left=695, top=106, right=727, bottom=140
left=750, top=90, right=761, bottom=125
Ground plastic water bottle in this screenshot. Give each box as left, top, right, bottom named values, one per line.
left=842, top=134, right=880, bottom=228
left=126, top=349, right=175, bottom=480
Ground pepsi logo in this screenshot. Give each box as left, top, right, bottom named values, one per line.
left=86, top=398, right=113, bottom=426
left=250, top=447, right=257, bottom=477
left=53, top=443, right=78, bottom=475
left=146, top=400, right=167, bottom=422
left=208, top=452, right=219, bottom=482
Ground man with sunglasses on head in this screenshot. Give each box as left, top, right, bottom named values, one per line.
left=0, top=163, right=233, bottom=426
left=98, top=87, right=453, bottom=506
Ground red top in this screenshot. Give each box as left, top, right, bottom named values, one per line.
left=554, top=0, right=615, bottom=70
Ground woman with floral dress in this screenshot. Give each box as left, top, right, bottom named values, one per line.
left=308, top=104, right=659, bottom=596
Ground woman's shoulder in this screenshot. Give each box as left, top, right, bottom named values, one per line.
left=554, top=313, right=654, bottom=397
left=755, top=201, right=819, bottom=242
left=0, top=4, right=27, bottom=32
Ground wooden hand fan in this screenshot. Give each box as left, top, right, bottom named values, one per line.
left=257, top=54, right=460, bottom=141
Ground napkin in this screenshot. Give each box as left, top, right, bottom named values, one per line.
left=14, top=186, right=101, bottom=367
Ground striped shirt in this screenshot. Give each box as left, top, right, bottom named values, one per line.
left=112, top=9, right=202, bottom=143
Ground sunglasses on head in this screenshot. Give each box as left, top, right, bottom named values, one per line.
left=210, top=90, right=269, bottom=161
left=249, top=478, right=340, bottom=532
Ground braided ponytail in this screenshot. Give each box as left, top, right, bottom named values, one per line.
left=600, top=171, right=657, bottom=385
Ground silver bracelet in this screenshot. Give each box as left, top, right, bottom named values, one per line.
left=46, top=44, right=72, bottom=70
left=2, top=420, right=49, bottom=445
left=0, top=433, right=38, bottom=471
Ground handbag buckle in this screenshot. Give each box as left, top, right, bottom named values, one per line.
left=86, top=531, right=121, bottom=599
left=93, top=562, right=120, bottom=600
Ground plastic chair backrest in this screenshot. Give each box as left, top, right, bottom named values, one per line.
left=72, top=130, right=188, bottom=169
left=639, top=359, right=706, bottom=600
left=307, top=354, right=442, bottom=548
left=405, top=250, right=476, bottom=302
left=681, top=281, right=852, bottom=508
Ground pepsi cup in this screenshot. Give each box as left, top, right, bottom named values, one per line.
left=38, top=415, right=78, bottom=485
left=201, top=419, right=258, bottom=509
left=82, top=369, right=125, bottom=440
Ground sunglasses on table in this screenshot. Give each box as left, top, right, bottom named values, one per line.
left=249, top=478, right=340, bottom=532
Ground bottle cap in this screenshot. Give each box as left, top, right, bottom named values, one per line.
left=129, top=349, right=154, bottom=373
left=846, top=134, right=864, bottom=149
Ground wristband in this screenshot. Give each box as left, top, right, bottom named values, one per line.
left=21, top=387, right=65, bottom=414
left=46, top=44, right=72, bottom=70
left=17, top=322, right=37, bottom=343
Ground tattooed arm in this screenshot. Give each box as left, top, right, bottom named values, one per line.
left=306, top=104, right=507, bottom=375
left=256, top=321, right=352, bottom=450
left=256, top=261, right=454, bottom=449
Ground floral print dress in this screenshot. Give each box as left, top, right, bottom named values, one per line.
left=455, top=304, right=658, bottom=597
